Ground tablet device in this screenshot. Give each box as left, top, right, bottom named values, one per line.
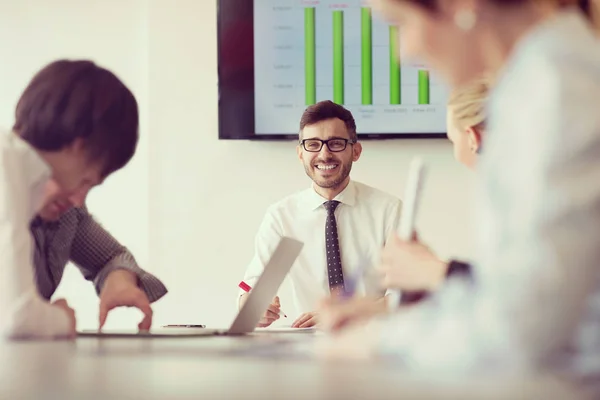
left=388, top=157, right=428, bottom=310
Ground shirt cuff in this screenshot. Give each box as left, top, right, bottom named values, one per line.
left=94, top=254, right=168, bottom=303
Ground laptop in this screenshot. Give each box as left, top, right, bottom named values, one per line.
left=78, top=237, right=304, bottom=338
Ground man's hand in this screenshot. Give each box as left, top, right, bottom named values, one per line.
left=379, top=234, right=448, bottom=291
left=240, top=293, right=282, bottom=327
left=258, top=296, right=282, bottom=327
left=292, top=311, right=319, bottom=328
left=318, top=296, right=387, bottom=332
left=99, top=269, right=153, bottom=331
left=52, top=298, right=76, bottom=338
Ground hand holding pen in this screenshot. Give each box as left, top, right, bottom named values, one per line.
left=239, top=281, right=287, bottom=328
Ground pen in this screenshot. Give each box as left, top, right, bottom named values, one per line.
left=238, top=281, right=287, bottom=318
left=163, top=325, right=206, bottom=328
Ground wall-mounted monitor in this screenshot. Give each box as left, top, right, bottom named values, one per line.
left=217, top=0, right=449, bottom=140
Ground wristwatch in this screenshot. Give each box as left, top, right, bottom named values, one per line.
left=445, top=260, right=473, bottom=282
left=399, top=260, right=473, bottom=305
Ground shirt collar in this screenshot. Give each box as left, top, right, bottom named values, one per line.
left=304, top=180, right=357, bottom=211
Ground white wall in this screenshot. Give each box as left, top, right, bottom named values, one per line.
left=0, top=0, right=149, bottom=329
left=0, top=0, right=475, bottom=329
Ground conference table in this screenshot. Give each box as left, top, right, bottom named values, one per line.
left=0, top=330, right=589, bottom=400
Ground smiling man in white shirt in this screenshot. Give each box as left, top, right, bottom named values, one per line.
left=0, top=59, right=140, bottom=339
left=239, top=100, right=402, bottom=328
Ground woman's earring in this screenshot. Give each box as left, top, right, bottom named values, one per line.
left=454, top=9, right=477, bottom=31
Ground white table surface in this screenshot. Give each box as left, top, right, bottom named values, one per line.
left=0, top=332, right=589, bottom=400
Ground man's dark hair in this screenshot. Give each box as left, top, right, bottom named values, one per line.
left=13, top=59, right=139, bottom=177
left=299, top=100, right=358, bottom=142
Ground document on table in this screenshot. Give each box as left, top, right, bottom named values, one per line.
left=255, top=326, right=316, bottom=333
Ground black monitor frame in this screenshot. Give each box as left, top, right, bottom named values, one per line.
left=216, top=0, right=447, bottom=140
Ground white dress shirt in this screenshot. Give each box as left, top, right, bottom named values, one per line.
left=0, top=130, right=70, bottom=339
left=241, top=180, right=402, bottom=318
left=375, top=9, right=600, bottom=386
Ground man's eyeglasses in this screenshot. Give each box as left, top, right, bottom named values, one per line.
left=300, top=138, right=355, bottom=153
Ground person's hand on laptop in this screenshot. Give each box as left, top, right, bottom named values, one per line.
left=99, top=269, right=153, bottom=331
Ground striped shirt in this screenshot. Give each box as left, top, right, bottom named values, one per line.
left=30, top=206, right=167, bottom=302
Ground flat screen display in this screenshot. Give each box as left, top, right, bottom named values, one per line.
left=218, top=0, right=449, bottom=140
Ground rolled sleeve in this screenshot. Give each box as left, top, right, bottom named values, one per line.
left=70, top=207, right=167, bottom=303
left=92, top=253, right=168, bottom=303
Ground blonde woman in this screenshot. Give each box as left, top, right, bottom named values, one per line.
left=318, top=0, right=600, bottom=392
left=446, top=76, right=489, bottom=168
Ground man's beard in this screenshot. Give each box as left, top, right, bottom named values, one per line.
left=304, top=159, right=353, bottom=189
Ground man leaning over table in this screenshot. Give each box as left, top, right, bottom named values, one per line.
left=1, top=59, right=166, bottom=339
left=239, top=100, right=402, bottom=328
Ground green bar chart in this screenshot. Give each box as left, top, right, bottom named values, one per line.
left=302, top=6, right=422, bottom=107
left=253, top=0, right=448, bottom=135
left=304, top=7, right=316, bottom=105
left=418, top=70, right=430, bottom=104
left=361, top=7, right=372, bottom=105
left=389, top=26, right=401, bottom=105
left=332, top=10, right=344, bottom=105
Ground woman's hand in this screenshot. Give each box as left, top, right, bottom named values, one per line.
left=318, top=296, right=387, bottom=332
left=379, top=234, right=448, bottom=291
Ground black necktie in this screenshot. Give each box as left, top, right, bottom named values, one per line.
left=324, top=200, right=344, bottom=293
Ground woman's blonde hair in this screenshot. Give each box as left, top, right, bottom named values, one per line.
left=447, top=75, right=492, bottom=132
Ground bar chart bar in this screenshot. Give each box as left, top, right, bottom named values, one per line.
left=389, top=26, right=401, bottom=105
left=304, top=7, right=316, bottom=105
left=418, top=70, right=430, bottom=104
left=361, top=8, right=372, bottom=105
left=333, top=10, right=344, bottom=104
